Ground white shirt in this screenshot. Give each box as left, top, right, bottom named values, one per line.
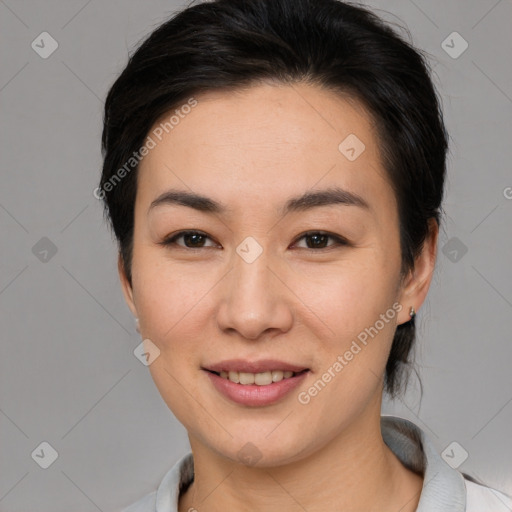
left=121, top=415, right=512, bottom=511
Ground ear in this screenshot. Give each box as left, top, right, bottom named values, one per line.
left=118, top=252, right=138, bottom=318
left=396, top=218, right=439, bottom=325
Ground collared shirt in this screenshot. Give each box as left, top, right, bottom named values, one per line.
left=122, top=415, right=512, bottom=511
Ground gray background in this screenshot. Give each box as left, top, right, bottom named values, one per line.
left=1, top=0, right=511, bottom=510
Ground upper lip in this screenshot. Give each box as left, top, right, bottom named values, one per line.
left=203, top=359, right=309, bottom=374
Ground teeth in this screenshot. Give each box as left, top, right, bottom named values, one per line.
left=218, top=370, right=297, bottom=385
left=228, top=371, right=240, bottom=383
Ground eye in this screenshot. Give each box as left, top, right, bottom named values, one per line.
left=159, top=230, right=218, bottom=249
left=292, top=231, right=348, bottom=250
left=159, top=230, right=348, bottom=251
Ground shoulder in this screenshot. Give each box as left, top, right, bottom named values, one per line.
left=464, top=479, right=512, bottom=511
left=120, top=490, right=156, bottom=512
left=381, top=415, right=512, bottom=511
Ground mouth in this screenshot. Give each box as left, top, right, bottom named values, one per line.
left=203, top=366, right=310, bottom=407
left=204, top=368, right=309, bottom=386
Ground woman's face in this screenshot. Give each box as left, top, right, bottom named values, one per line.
left=120, top=82, right=435, bottom=466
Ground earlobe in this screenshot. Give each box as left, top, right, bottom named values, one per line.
left=118, top=253, right=137, bottom=318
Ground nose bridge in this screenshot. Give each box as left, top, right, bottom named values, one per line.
left=216, top=240, right=291, bottom=339
left=234, top=245, right=271, bottom=302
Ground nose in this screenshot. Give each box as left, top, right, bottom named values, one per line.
left=215, top=246, right=293, bottom=340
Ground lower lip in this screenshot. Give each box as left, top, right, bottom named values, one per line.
left=204, top=370, right=309, bottom=407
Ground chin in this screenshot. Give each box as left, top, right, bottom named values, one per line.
left=206, top=430, right=313, bottom=469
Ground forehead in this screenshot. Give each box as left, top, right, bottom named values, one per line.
left=136, top=82, right=393, bottom=219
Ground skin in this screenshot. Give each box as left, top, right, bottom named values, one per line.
left=118, top=81, right=438, bottom=512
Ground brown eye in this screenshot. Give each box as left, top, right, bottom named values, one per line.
left=160, top=230, right=217, bottom=249
left=293, top=231, right=348, bottom=250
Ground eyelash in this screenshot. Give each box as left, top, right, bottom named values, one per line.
left=159, top=230, right=349, bottom=252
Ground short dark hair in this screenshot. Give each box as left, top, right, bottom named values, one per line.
left=99, top=0, right=448, bottom=397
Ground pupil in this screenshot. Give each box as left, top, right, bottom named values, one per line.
left=186, top=233, right=204, bottom=247
left=308, top=234, right=327, bottom=248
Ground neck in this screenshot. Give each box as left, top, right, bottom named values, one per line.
left=179, top=396, right=423, bottom=512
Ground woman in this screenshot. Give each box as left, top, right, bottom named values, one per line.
left=98, top=0, right=511, bottom=510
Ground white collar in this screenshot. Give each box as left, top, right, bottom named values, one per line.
left=142, top=415, right=509, bottom=511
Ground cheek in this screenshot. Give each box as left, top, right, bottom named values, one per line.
left=291, top=255, right=401, bottom=397
left=136, top=270, right=208, bottom=348
left=294, top=266, right=400, bottom=416
left=294, top=254, right=398, bottom=337
left=133, top=258, right=214, bottom=423
left=131, top=239, right=180, bottom=305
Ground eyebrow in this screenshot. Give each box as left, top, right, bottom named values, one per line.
left=148, top=186, right=370, bottom=216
